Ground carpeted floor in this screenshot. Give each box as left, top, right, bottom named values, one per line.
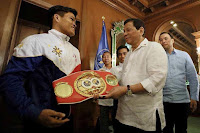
left=188, top=116, right=200, bottom=133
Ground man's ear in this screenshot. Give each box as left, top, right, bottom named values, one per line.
left=53, top=14, right=60, bottom=22
left=139, top=27, right=145, bottom=36
left=171, top=38, right=175, bottom=44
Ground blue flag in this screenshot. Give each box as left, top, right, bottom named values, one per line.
left=94, top=21, right=109, bottom=70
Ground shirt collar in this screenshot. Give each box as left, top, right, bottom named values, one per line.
left=119, top=62, right=123, bottom=67
left=166, top=48, right=176, bottom=55
left=173, top=48, right=177, bottom=54
left=140, top=38, right=148, bottom=47
left=130, top=38, right=148, bottom=52
left=102, top=65, right=111, bottom=70
left=48, top=29, right=70, bottom=42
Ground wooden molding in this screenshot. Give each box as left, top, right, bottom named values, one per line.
left=173, top=27, right=196, bottom=47
left=138, top=0, right=166, bottom=8
left=174, top=37, right=192, bottom=52
left=101, top=0, right=144, bottom=19
left=148, top=0, right=166, bottom=7
left=23, top=0, right=53, bottom=9
left=145, top=0, right=200, bottom=23
left=138, top=0, right=148, bottom=7
left=101, top=0, right=200, bottom=23
left=192, top=31, right=200, bottom=48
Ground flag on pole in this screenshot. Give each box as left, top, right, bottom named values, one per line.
left=94, top=17, right=109, bottom=70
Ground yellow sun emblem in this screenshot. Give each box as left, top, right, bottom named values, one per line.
left=52, top=46, right=62, bottom=57
left=18, top=43, right=24, bottom=48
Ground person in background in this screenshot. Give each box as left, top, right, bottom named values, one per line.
left=159, top=32, right=199, bottom=133
left=94, top=18, right=168, bottom=133
left=0, top=5, right=81, bottom=133
left=97, top=51, right=113, bottom=133
left=111, top=45, right=129, bottom=81
left=110, top=45, right=129, bottom=133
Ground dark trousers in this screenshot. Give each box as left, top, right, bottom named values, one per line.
left=163, top=102, right=190, bottom=133
left=114, top=110, right=162, bottom=133
left=95, top=105, right=114, bottom=133
left=113, top=99, right=118, bottom=133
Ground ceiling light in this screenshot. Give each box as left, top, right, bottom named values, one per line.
left=170, top=21, right=174, bottom=24
left=173, top=23, right=177, bottom=27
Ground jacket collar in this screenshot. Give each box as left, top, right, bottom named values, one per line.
left=49, top=29, right=70, bottom=42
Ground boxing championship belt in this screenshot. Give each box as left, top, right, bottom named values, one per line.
left=52, top=70, right=119, bottom=104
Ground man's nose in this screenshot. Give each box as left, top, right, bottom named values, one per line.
left=73, top=22, right=77, bottom=28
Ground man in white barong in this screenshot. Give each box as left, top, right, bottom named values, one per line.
left=94, top=18, right=168, bottom=133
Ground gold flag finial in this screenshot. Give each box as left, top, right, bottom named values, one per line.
left=102, top=16, right=105, bottom=21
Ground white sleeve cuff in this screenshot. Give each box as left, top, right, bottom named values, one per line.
left=141, top=79, right=157, bottom=96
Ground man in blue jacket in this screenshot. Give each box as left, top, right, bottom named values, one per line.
left=0, top=5, right=81, bottom=133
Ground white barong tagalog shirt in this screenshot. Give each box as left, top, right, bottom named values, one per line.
left=116, top=38, right=168, bottom=131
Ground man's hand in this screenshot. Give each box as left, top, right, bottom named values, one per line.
left=37, top=109, right=70, bottom=128
left=93, top=86, right=127, bottom=100
left=190, top=99, right=197, bottom=113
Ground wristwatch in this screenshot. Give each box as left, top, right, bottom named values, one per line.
left=126, top=85, right=132, bottom=96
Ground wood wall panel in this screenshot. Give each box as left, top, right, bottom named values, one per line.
left=0, top=0, right=21, bottom=74
left=42, top=0, right=83, bottom=21
left=79, top=0, right=129, bottom=70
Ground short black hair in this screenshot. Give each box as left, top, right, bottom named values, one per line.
left=124, top=18, right=145, bottom=36
left=48, top=5, right=77, bottom=28
left=117, top=45, right=129, bottom=57
left=102, top=51, right=111, bottom=57
left=159, top=32, right=173, bottom=39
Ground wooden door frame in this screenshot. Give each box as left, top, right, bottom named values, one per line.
left=0, top=0, right=21, bottom=74
left=0, top=0, right=53, bottom=74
